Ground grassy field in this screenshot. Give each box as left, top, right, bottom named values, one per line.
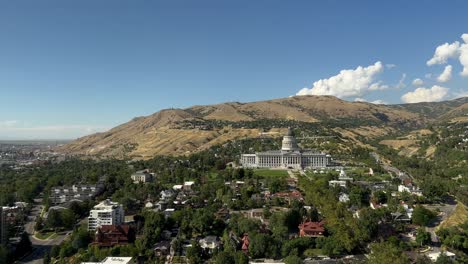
left=35, top=231, right=57, bottom=240
left=438, top=202, right=468, bottom=230
left=253, top=169, right=288, bottom=178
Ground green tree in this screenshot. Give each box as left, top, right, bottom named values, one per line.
left=412, top=206, right=436, bottom=226
left=214, top=252, right=235, bottom=264
left=234, top=251, right=249, bottom=264
left=61, top=209, right=76, bottom=229
left=415, top=228, right=431, bottom=247
left=366, top=241, right=409, bottom=264
left=284, top=254, right=302, bottom=264
left=249, top=233, right=270, bottom=259
left=0, top=245, right=10, bottom=264
left=46, top=209, right=62, bottom=229
left=186, top=242, right=203, bottom=264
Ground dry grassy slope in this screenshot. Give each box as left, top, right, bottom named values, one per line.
left=59, top=96, right=465, bottom=159
left=439, top=102, right=468, bottom=122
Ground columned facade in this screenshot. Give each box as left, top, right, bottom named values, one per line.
left=240, top=128, right=332, bottom=169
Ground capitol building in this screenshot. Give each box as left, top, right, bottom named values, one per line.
left=240, top=128, right=332, bottom=169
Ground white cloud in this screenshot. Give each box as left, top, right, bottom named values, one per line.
left=386, top=64, right=396, bottom=69
left=437, top=65, right=453, bottom=82
left=396, top=73, right=406, bottom=89
left=354, top=98, right=367, bottom=102
left=370, top=99, right=387, bottom=105
left=296, top=61, right=386, bottom=98
left=412, top=78, right=424, bottom=86
left=0, top=121, right=111, bottom=139
left=460, top=33, right=468, bottom=76
left=401, top=85, right=449, bottom=103
left=427, top=41, right=461, bottom=65
left=427, top=34, right=468, bottom=76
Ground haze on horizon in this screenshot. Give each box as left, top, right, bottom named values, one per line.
left=0, top=0, right=467, bottom=140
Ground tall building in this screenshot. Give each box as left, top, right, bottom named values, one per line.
left=0, top=207, right=5, bottom=245
left=88, top=200, right=124, bottom=231
left=240, top=128, right=332, bottom=169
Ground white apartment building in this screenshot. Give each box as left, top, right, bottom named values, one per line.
left=130, top=170, right=154, bottom=183
left=88, top=200, right=124, bottom=231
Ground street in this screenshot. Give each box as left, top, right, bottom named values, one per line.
left=17, top=199, right=69, bottom=264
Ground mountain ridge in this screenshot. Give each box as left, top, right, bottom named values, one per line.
left=58, top=95, right=468, bottom=159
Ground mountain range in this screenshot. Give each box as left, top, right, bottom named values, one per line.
left=58, top=95, right=468, bottom=159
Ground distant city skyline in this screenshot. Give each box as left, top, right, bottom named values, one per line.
left=0, top=1, right=467, bottom=139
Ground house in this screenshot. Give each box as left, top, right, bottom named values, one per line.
left=214, top=207, right=230, bottom=221
left=131, top=169, right=153, bottom=183
left=199, top=236, right=221, bottom=253
left=391, top=203, right=413, bottom=222
left=271, top=190, right=304, bottom=203
left=153, top=240, right=171, bottom=257
left=338, top=169, right=353, bottom=181
left=160, top=189, right=175, bottom=201
left=183, top=181, right=195, bottom=191
left=339, top=193, right=350, bottom=203
left=298, top=221, right=325, bottom=237
left=155, top=201, right=167, bottom=212
left=172, top=185, right=183, bottom=191
left=241, top=233, right=250, bottom=253
left=329, top=180, right=347, bottom=188
left=398, top=184, right=423, bottom=196
left=164, top=208, right=175, bottom=218
left=93, top=224, right=136, bottom=247
left=232, top=207, right=289, bottom=224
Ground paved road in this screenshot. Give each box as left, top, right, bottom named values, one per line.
left=17, top=200, right=68, bottom=264
left=423, top=199, right=458, bottom=256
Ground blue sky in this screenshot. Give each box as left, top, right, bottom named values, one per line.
left=0, top=0, right=467, bottom=139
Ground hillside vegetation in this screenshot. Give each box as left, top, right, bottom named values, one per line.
left=58, top=96, right=468, bottom=159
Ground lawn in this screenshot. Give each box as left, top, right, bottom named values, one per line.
left=35, top=231, right=57, bottom=240
left=253, top=169, right=288, bottom=178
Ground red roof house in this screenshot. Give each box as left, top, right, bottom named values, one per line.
left=93, top=224, right=136, bottom=247
left=298, top=221, right=325, bottom=237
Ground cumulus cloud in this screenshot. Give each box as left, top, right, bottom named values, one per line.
left=386, top=64, right=396, bottom=69
left=437, top=65, right=453, bottom=82
left=460, top=34, right=468, bottom=76
left=401, top=85, right=449, bottom=103
left=412, top=78, right=424, bottom=86
left=427, top=33, right=468, bottom=76
left=296, top=61, right=387, bottom=98
left=427, top=41, right=461, bottom=66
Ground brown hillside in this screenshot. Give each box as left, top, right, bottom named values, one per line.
left=58, top=96, right=463, bottom=159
